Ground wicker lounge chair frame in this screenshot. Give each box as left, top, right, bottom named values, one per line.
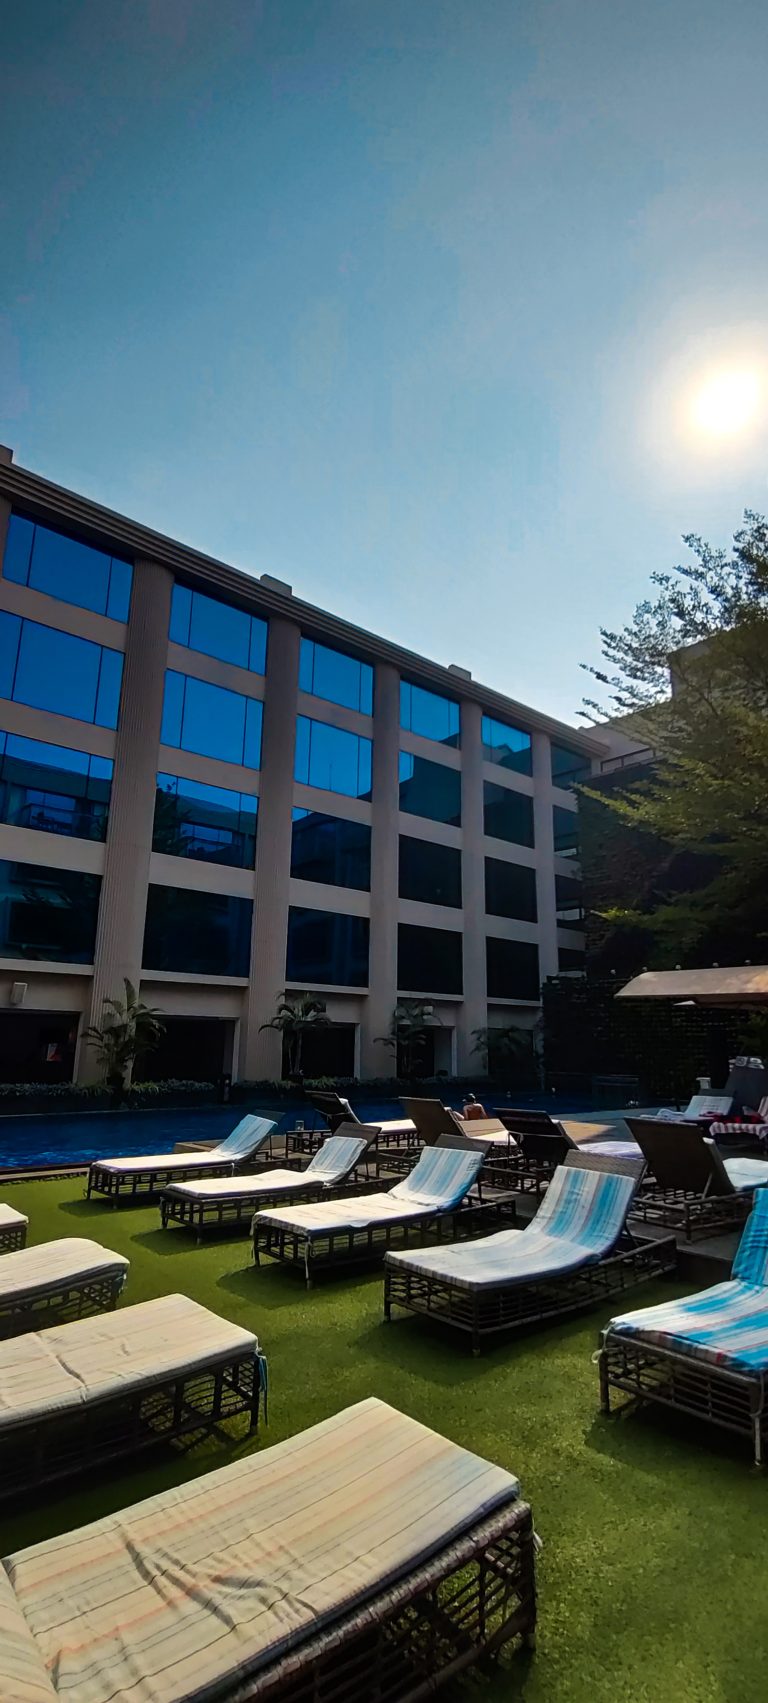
left=625, top=1116, right=756, bottom=1239
left=87, top=1157, right=238, bottom=1203
left=597, top=1329, right=768, bottom=1466
left=0, top=1216, right=27, bottom=1254
left=160, top=1125, right=382, bottom=1239
left=253, top=1191, right=517, bottom=1288
left=0, top=1343, right=264, bottom=1500
left=244, top=1500, right=536, bottom=1701
left=288, top=1092, right=419, bottom=1158
left=383, top=1153, right=677, bottom=1354
left=0, top=1266, right=125, bottom=1339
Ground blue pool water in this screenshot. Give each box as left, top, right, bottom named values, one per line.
left=0, top=1093, right=589, bottom=1169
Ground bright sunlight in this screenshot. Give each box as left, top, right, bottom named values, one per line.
left=690, top=366, right=763, bottom=439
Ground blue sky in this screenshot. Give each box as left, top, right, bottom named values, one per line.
left=2, top=0, right=768, bottom=724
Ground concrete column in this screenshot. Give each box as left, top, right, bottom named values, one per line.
left=532, top=730, right=559, bottom=983
left=456, top=698, right=487, bottom=1073
left=360, top=661, right=400, bottom=1077
left=241, top=615, right=300, bottom=1078
left=80, top=558, right=173, bottom=1080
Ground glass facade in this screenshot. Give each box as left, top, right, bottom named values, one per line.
left=143, top=885, right=252, bottom=977
left=299, top=638, right=373, bottom=715
left=398, top=922, right=463, bottom=995
left=286, top=905, right=369, bottom=986
left=555, top=872, right=585, bottom=931
left=0, top=734, right=112, bottom=841
left=294, top=715, right=372, bottom=798
left=559, top=945, right=586, bottom=973
left=551, top=742, right=591, bottom=789
left=483, top=781, right=534, bottom=847
left=291, top=808, right=371, bottom=891
left=486, top=936, right=540, bottom=1000
left=398, top=835, right=462, bottom=908
left=169, top=584, right=267, bottom=673
left=0, top=859, right=100, bottom=962
left=398, top=752, right=461, bottom=825
left=553, top=804, right=580, bottom=859
left=3, top=515, right=132, bottom=621
left=0, top=613, right=123, bottom=729
left=161, top=670, right=263, bottom=768
left=484, top=856, right=537, bottom=922
left=481, top=714, right=532, bottom=775
left=400, top=681, right=460, bottom=746
left=153, top=774, right=257, bottom=869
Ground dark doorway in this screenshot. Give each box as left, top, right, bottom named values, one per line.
left=284, top=1023, right=356, bottom=1079
left=0, top=1011, right=78, bottom=1082
left=146, top=1018, right=229, bottom=1084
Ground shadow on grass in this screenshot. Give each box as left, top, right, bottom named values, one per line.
left=130, top=1228, right=204, bottom=1259
left=585, top=1395, right=768, bottom=1482
left=215, top=1261, right=364, bottom=1312
left=57, top=1196, right=117, bottom=1219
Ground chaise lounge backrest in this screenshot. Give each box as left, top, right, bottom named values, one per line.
left=308, top=1092, right=356, bottom=1132
left=304, top=1125, right=380, bottom=1182
left=389, top=1145, right=484, bottom=1210
left=216, top=1115, right=277, bottom=1160
left=625, top=1117, right=733, bottom=1195
left=732, top=1190, right=768, bottom=1285
left=400, top=1097, right=457, bottom=1145
left=533, top=1150, right=643, bottom=1251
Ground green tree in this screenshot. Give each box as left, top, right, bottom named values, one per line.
left=84, top=979, right=166, bottom=1095
left=471, top=1023, right=533, bottom=1077
left=378, top=1001, right=438, bottom=1080
left=581, top=511, right=768, bottom=959
left=259, top=992, right=330, bottom=1077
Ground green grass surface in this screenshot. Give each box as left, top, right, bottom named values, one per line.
left=3, top=1177, right=767, bottom=1701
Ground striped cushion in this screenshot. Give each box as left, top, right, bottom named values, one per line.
left=305, top=1133, right=369, bottom=1182
left=3, top=1398, right=520, bottom=1703
left=215, top=1115, right=275, bottom=1158
left=0, top=1239, right=129, bottom=1306
left=386, top=1161, right=636, bottom=1290
left=723, top=1157, right=768, bottom=1194
left=0, top=1567, right=56, bottom=1703
left=0, top=1204, right=28, bottom=1232
left=711, top=1121, right=768, bottom=1140
left=0, top=1295, right=257, bottom=1430
left=732, top=1190, right=768, bottom=1286
left=389, top=1146, right=483, bottom=1209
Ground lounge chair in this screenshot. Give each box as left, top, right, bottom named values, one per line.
left=0, top=1397, right=536, bottom=1702
left=0, top=1293, right=265, bottom=1498
left=160, top=1125, right=380, bottom=1238
left=402, top=1096, right=510, bottom=1146
left=625, top=1116, right=768, bottom=1239
left=252, top=1143, right=509, bottom=1286
left=288, top=1091, right=416, bottom=1157
left=710, top=1095, right=768, bottom=1146
left=86, top=1113, right=277, bottom=1203
left=655, top=1093, right=733, bottom=1122
left=384, top=1152, right=675, bottom=1353
left=599, top=1190, right=768, bottom=1464
left=0, top=1238, right=129, bottom=1339
left=0, top=1205, right=28, bottom=1255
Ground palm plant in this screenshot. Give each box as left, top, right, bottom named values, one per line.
left=84, top=979, right=166, bottom=1095
left=471, top=1024, right=533, bottom=1078
left=260, top=992, right=330, bottom=1077
left=379, top=1001, right=438, bottom=1081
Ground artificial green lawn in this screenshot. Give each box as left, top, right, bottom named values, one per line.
left=3, top=1176, right=767, bottom=1702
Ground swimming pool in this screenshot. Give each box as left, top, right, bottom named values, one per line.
left=0, top=1094, right=587, bottom=1169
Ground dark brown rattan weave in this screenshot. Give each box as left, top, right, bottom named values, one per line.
left=0, top=1268, right=125, bottom=1340
left=161, top=1176, right=382, bottom=1238
left=0, top=1221, right=27, bottom=1254
left=0, top=1348, right=263, bottom=1499
left=218, top=1499, right=536, bottom=1700
left=253, top=1195, right=518, bottom=1288
left=598, top=1330, right=767, bottom=1465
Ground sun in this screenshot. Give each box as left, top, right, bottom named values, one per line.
left=690, top=367, right=762, bottom=439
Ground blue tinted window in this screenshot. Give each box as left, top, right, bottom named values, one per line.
left=555, top=872, right=584, bottom=930
left=483, top=781, right=534, bottom=847
left=161, top=671, right=263, bottom=768
left=169, top=583, right=267, bottom=674
left=0, top=859, right=100, bottom=962
left=299, top=638, right=373, bottom=715
left=485, top=857, right=537, bottom=922
left=553, top=804, right=580, bottom=859
left=286, top=905, right=369, bottom=986
left=398, top=751, right=461, bottom=825
left=486, top=936, right=540, bottom=999
left=398, top=923, right=463, bottom=994
left=294, top=715, right=372, bottom=798
left=291, top=808, right=371, bottom=891
left=551, top=742, right=591, bottom=788
left=153, top=773, right=258, bottom=868
left=143, top=885, right=252, bottom=977
left=481, top=714, right=532, bottom=775
left=398, top=836, right=462, bottom=908
left=0, top=612, right=123, bottom=729
left=400, top=681, right=460, bottom=746
left=3, top=514, right=132, bottom=620
left=0, top=734, right=113, bottom=842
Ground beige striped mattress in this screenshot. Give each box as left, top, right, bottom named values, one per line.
left=2, top=1396, right=521, bottom=1703
left=255, top=1189, right=428, bottom=1235
left=0, top=1238, right=129, bottom=1305
left=93, top=1153, right=237, bottom=1175
left=0, top=1294, right=258, bottom=1430
left=165, top=1169, right=315, bottom=1201
left=0, top=1203, right=28, bottom=1233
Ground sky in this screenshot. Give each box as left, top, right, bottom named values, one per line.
left=2, top=0, right=768, bottom=727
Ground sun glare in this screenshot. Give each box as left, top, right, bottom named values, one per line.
left=690, top=367, right=762, bottom=439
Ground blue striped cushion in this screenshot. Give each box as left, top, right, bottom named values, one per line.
left=217, top=1116, right=275, bottom=1159
left=306, top=1136, right=368, bottom=1183
left=390, top=1147, right=482, bottom=1210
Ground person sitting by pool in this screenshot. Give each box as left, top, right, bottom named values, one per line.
left=462, top=1092, right=488, bottom=1120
